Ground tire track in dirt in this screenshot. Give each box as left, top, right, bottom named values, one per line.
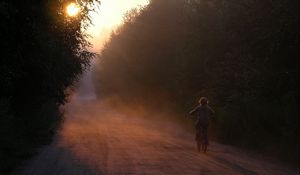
left=13, top=101, right=299, bottom=175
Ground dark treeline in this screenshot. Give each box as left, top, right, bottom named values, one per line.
left=0, top=0, right=98, bottom=173
left=95, top=0, right=299, bottom=163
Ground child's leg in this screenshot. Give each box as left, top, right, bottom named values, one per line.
left=203, top=144, right=207, bottom=153
left=197, top=141, right=201, bottom=152
left=195, top=126, right=202, bottom=152
left=202, top=126, right=208, bottom=152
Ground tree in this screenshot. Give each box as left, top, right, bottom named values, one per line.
left=0, top=0, right=99, bottom=173
left=95, top=0, right=299, bottom=163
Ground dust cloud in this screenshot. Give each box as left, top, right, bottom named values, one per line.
left=57, top=94, right=191, bottom=173
left=15, top=60, right=297, bottom=175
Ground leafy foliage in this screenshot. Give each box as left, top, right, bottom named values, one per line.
left=95, top=0, right=299, bottom=163
left=0, top=0, right=99, bottom=173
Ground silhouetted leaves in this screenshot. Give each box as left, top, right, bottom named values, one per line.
left=0, top=0, right=99, bottom=173
left=95, top=0, right=299, bottom=163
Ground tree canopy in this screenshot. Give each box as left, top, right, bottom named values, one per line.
left=0, top=0, right=99, bottom=173
left=95, top=0, right=299, bottom=163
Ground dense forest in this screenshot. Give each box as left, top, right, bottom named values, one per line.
left=0, top=0, right=98, bottom=173
left=95, top=0, right=299, bottom=163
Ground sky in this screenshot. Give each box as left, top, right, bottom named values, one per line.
left=86, top=0, right=149, bottom=52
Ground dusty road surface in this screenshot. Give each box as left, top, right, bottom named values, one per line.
left=14, top=100, right=298, bottom=175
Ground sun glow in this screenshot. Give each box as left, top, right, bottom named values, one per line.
left=86, top=0, right=150, bottom=52
left=66, top=3, right=80, bottom=17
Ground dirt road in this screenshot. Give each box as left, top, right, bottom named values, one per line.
left=13, top=100, right=298, bottom=175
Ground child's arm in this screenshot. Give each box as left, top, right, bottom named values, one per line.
left=207, top=106, right=216, bottom=122
left=189, top=106, right=199, bottom=116
left=207, top=105, right=215, bottom=115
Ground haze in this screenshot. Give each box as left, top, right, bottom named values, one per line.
left=5, top=1, right=298, bottom=175
left=86, top=0, right=149, bottom=52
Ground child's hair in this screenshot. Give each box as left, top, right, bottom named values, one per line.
left=199, top=97, right=208, bottom=106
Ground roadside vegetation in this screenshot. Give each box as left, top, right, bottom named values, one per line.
left=95, top=0, right=299, bottom=164
left=0, top=0, right=99, bottom=173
